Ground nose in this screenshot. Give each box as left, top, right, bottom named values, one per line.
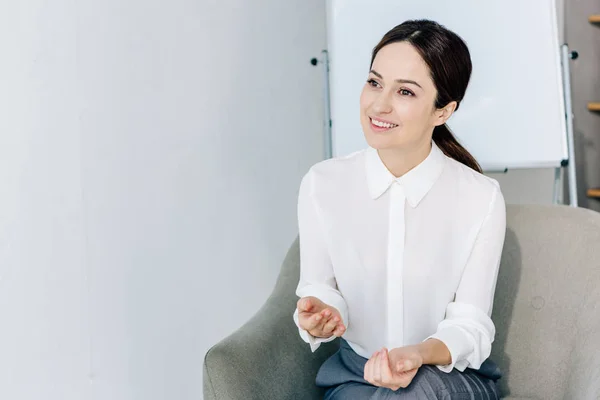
left=371, top=91, right=393, bottom=114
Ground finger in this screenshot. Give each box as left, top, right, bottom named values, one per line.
left=397, top=359, right=414, bottom=373
left=298, top=297, right=314, bottom=311
left=399, top=367, right=419, bottom=388
left=332, top=323, right=346, bottom=337
left=316, top=312, right=337, bottom=337
left=329, top=307, right=341, bottom=320
left=316, top=310, right=332, bottom=328
left=297, top=298, right=308, bottom=312
left=298, top=310, right=317, bottom=331
left=380, top=348, right=394, bottom=384
left=373, top=350, right=382, bottom=384
left=395, top=360, right=403, bottom=373
left=318, top=309, right=332, bottom=328
left=364, top=354, right=375, bottom=383
left=305, top=311, right=323, bottom=332
left=396, top=359, right=406, bottom=373
left=322, top=315, right=338, bottom=334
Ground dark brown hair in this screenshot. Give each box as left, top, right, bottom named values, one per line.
left=370, top=19, right=482, bottom=173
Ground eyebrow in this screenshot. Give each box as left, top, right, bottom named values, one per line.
left=369, top=69, right=423, bottom=89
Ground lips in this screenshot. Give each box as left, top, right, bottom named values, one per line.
left=369, top=117, right=398, bottom=132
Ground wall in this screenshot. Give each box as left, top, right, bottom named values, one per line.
left=0, top=1, right=326, bottom=399
left=0, top=2, right=90, bottom=398
left=564, top=0, right=600, bottom=212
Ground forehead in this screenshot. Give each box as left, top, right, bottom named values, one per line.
left=371, top=41, right=433, bottom=87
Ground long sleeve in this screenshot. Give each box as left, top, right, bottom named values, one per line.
left=427, top=185, right=507, bottom=372
left=292, top=169, right=349, bottom=352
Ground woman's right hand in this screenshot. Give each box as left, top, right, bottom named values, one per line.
left=297, top=296, right=346, bottom=338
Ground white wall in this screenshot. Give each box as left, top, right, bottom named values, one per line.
left=0, top=1, right=326, bottom=399
left=0, top=2, right=91, bottom=398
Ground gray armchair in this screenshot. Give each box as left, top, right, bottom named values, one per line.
left=203, top=205, right=600, bottom=400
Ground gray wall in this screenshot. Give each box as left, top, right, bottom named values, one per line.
left=564, top=0, right=600, bottom=212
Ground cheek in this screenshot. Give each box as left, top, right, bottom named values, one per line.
left=359, top=88, right=370, bottom=112
left=393, top=100, right=428, bottom=124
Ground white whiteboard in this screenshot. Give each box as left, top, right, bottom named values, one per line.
left=327, top=0, right=568, bottom=170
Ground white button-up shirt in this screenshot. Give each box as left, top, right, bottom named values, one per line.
left=292, top=140, right=506, bottom=372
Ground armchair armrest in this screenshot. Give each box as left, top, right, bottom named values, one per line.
left=203, top=238, right=340, bottom=400
left=564, top=320, right=600, bottom=399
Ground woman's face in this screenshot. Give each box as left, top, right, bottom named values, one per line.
left=359, top=41, right=451, bottom=151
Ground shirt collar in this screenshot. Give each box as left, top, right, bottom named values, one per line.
left=365, top=140, right=446, bottom=207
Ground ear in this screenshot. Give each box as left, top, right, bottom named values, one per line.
left=433, top=101, right=457, bottom=127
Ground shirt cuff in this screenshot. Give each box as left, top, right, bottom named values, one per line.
left=426, top=326, right=473, bottom=373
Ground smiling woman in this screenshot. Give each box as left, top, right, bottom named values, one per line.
left=360, top=21, right=482, bottom=177
left=293, top=19, right=505, bottom=400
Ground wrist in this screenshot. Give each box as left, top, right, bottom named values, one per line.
left=415, top=342, right=431, bottom=365
left=417, top=339, right=451, bottom=366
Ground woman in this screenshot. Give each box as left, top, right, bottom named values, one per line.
left=292, top=20, right=506, bottom=399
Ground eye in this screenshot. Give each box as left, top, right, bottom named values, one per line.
left=398, top=89, right=414, bottom=96
left=366, top=79, right=381, bottom=88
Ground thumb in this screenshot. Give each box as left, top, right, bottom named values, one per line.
left=299, top=297, right=319, bottom=312
left=309, top=296, right=327, bottom=311
left=396, top=359, right=413, bottom=372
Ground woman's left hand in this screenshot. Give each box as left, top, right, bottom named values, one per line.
left=363, top=345, right=423, bottom=391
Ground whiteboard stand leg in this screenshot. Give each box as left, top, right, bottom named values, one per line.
left=311, top=50, right=333, bottom=160
left=553, top=167, right=562, bottom=205
left=561, top=44, right=578, bottom=207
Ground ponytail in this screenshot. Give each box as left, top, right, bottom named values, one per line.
left=433, top=124, right=482, bottom=173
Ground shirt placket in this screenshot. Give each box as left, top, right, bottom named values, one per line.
left=387, top=182, right=406, bottom=349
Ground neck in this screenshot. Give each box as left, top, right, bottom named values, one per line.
left=377, top=139, right=432, bottom=178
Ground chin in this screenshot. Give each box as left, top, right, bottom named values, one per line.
left=363, top=131, right=397, bottom=150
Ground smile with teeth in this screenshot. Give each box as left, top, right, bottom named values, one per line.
left=370, top=118, right=398, bottom=129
